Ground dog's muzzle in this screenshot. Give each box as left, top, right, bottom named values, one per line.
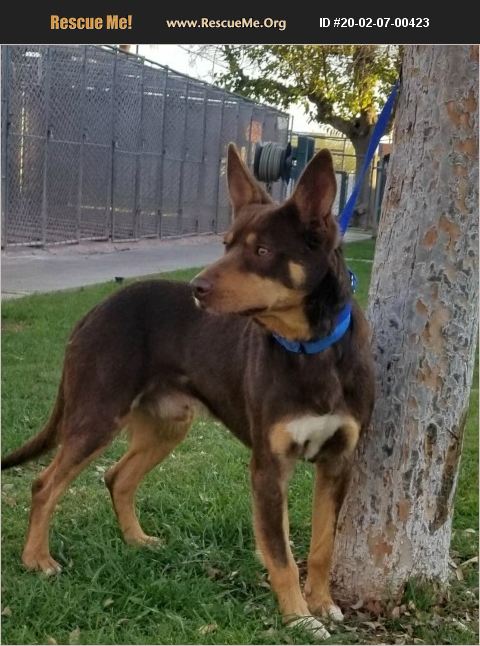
left=190, top=276, right=213, bottom=306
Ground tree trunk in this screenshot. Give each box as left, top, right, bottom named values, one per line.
left=350, top=135, right=372, bottom=228
left=332, top=45, right=478, bottom=606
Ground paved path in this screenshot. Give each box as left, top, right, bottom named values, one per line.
left=1, top=230, right=372, bottom=299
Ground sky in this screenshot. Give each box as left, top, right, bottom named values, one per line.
left=135, top=44, right=316, bottom=132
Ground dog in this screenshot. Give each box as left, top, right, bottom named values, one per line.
left=2, top=144, right=374, bottom=638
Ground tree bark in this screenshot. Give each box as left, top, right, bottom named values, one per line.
left=332, top=45, right=479, bottom=605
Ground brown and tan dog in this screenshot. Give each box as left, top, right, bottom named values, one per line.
left=2, top=145, right=374, bottom=638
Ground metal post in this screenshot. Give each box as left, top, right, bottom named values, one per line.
left=108, top=48, right=118, bottom=240
left=156, top=67, right=169, bottom=238
left=176, top=78, right=190, bottom=235
left=196, top=83, right=208, bottom=234
left=1, top=46, right=10, bottom=248
left=76, top=46, right=87, bottom=243
left=247, top=109, right=254, bottom=166
left=133, top=60, right=145, bottom=239
left=41, top=46, right=52, bottom=245
left=234, top=99, right=241, bottom=146
left=213, top=94, right=226, bottom=233
left=260, top=108, right=266, bottom=146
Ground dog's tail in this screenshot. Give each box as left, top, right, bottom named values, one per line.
left=1, top=376, right=64, bottom=470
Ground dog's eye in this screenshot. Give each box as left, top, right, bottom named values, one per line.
left=256, top=246, right=271, bottom=257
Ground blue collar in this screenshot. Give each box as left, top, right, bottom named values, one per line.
left=271, top=270, right=357, bottom=355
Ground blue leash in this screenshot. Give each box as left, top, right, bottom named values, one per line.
left=338, top=81, right=399, bottom=236
left=272, top=82, right=399, bottom=354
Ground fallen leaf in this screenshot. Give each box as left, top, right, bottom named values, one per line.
left=463, top=528, right=476, bottom=534
left=103, top=598, right=114, bottom=608
left=343, top=625, right=359, bottom=633
left=450, top=618, right=468, bottom=631
left=68, top=627, right=81, bottom=644
left=362, top=621, right=381, bottom=630
left=1, top=607, right=12, bottom=617
left=455, top=567, right=464, bottom=581
left=46, top=637, right=57, bottom=645
left=460, top=556, right=478, bottom=568
left=198, top=623, right=218, bottom=635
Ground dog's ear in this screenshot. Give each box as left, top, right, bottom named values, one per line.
left=227, top=143, right=273, bottom=213
left=290, top=149, right=336, bottom=228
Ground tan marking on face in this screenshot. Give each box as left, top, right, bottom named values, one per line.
left=288, top=261, right=306, bottom=288
left=246, top=232, right=257, bottom=246
left=196, top=253, right=310, bottom=338
left=199, top=262, right=305, bottom=312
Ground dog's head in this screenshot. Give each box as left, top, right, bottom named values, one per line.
left=191, top=143, right=346, bottom=341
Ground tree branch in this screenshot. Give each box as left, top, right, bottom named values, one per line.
left=307, top=93, right=354, bottom=137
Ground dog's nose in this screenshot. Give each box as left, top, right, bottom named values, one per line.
left=190, top=276, right=213, bottom=299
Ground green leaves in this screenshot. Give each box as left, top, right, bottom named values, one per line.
left=214, top=45, right=401, bottom=135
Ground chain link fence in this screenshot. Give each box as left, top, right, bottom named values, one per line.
left=1, top=45, right=290, bottom=247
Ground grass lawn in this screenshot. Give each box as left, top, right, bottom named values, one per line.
left=1, top=239, right=478, bottom=645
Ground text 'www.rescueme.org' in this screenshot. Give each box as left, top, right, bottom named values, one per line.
left=165, top=17, right=287, bottom=31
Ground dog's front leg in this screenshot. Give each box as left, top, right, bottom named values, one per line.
left=304, top=462, right=347, bottom=622
left=250, top=452, right=330, bottom=639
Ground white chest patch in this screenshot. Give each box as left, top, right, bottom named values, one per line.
left=285, top=414, right=348, bottom=460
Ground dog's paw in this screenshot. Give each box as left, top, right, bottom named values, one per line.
left=288, top=616, right=331, bottom=640
left=323, top=603, right=344, bottom=622
left=307, top=595, right=344, bottom=622
left=22, top=552, right=62, bottom=576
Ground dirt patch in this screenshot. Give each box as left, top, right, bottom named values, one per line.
left=1, top=320, right=27, bottom=333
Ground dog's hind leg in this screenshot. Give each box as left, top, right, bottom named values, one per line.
left=105, top=408, right=191, bottom=546
left=22, top=428, right=113, bottom=575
